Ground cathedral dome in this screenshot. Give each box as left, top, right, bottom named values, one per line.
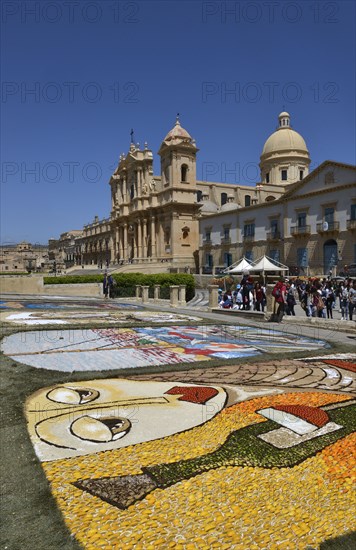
left=220, top=194, right=239, bottom=212
left=259, top=112, right=311, bottom=185
left=199, top=192, right=219, bottom=214
left=262, top=112, right=308, bottom=156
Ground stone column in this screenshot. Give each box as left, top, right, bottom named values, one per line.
left=115, top=226, right=120, bottom=262
left=137, top=219, right=142, bottom=259
left=142, top=219, right=147, bottom=258
left=170, top=285, right=180, bottom=308
left=208, top=284, right=219, bottom=308
left=150, top=216, right=156, bottom=259
left=141, top=285, right=149, bottom=303
left=154, top=284, right=160, bottom=302
left=178, top=285, right=186, bottom=306
left=123, top=224, right=128, bottom=261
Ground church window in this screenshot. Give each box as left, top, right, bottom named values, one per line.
left=197, top=190, right=203, bottom=202
left=181, top=164, right=188, bottom=182
left=221, top=192, right=227, bottom=206
left=281, top=169, right=288, bottom=181
left=351, top=204, right=356, bottom=220
left=130, top=185, right=135, bottom=199
left=266, top=172, right=270, bottom=183
left=299, top=170, right=304, bottom=180
left=244, top=195, right=251, bottom=207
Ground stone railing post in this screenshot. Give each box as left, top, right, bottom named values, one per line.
left=154, top=284, right=160, bottom=302
left=141, top=285, right=149, bottom=303
left=178, top=285, right=186, bottom=306
left=208, top=284, right=219, bottom=308
left=135, top=285, right=141, bottom=299
left=170, top=285, right=179, bottom=308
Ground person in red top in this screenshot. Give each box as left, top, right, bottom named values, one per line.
left=272, top=278, right=287, bottom=322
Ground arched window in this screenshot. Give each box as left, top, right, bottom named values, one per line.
left=265, top=195, right=276, bottom=202
left=197, top=190, right=203, bottom=202
left=245, top=195, right=251, bottom=207
left=181, top=164, right=188, bottom=182
left=221, top=192, right=227, bottom=206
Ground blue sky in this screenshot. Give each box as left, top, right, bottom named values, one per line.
left=1, top=0, right=355, bottom=244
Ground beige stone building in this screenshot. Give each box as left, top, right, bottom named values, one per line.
left=0, top=242, right=49, bottom=272
left=199, top=160, right=356, bottom=276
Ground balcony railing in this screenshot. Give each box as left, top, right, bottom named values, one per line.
left=266, top=230, right=281, bottom=241
left=221, top=237, right=231, bottom=245
left=290, top=225, right=311, bottom=236
left=316, top=221, right=340, bottom=233
left=347, top=219, right=356, bottom=230
left=202, top=238, right=212, bottom=246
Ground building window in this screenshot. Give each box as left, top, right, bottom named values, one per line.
left=206, top=254, right=213, bottom=267
left=197, top=190, right=203, bottom=202
left=351, top=204, right=356, bottom=220
left=130, top=185, right=135, bottom=200
left=223, top=227, right=230, bottom=240
left=297, top=248, right=308, bottom=267
left=221, top=192, right=227, bottom=206
left=324, top=207, right=335, bottom=224
left=224, top=253, right=232, bottom=267
left=244, top=223, right=255, bottom=237
left=205, top=231, right=211, bottom=242
left=244, top=195, right=251, bottom=207
left=299, top=170, right=304, bottom=180
left=181, top=164, right=188, bottom=182
left=297, top=212, right=307, bottom=227
left=270, top=219, right=279, bottom=237
left=245, top=250, right=253, bottom=261
left=281, top=169, right=288, bottom=181
left=266, top=172, right=270, bottom=183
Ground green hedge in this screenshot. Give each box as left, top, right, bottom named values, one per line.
left=44, top=273, right=195, bottom=301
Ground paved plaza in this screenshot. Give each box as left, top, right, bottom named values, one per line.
left=1, top=295, right=355, bottom=550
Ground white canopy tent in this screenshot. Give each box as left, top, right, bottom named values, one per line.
left=224, top=257, right=253, bottom=274
left=249, top=256, right=289, bottom=282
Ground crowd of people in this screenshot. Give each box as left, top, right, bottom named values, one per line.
left=218, top=274, right=356, bottom=323
left=218, top=274, right=267, bottom=312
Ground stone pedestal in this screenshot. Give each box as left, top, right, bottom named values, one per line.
left=135, top=285, right=141, bottom=299
left=154, top=284, right=160, bottom=302
left=208, top=284, right=219, bottom=308
left=170, top=285, right=180, bottom=308
left=178, top=285, right=186, bottom=306
left=141, top=285, right=149, bottom=303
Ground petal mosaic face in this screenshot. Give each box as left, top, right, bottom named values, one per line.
left=1, top=325, right=328, bottom=372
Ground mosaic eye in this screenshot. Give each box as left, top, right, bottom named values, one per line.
left=47, top=387, right=100, bottom=405
left=70, top=416, right=131, bottom=443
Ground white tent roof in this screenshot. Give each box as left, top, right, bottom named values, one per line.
left=249, top=256, right=288, bottom=272
left=225, top=257, right=252, bottom=274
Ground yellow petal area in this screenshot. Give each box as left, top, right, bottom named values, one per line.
left=42, top=392, right=355, bottom=549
